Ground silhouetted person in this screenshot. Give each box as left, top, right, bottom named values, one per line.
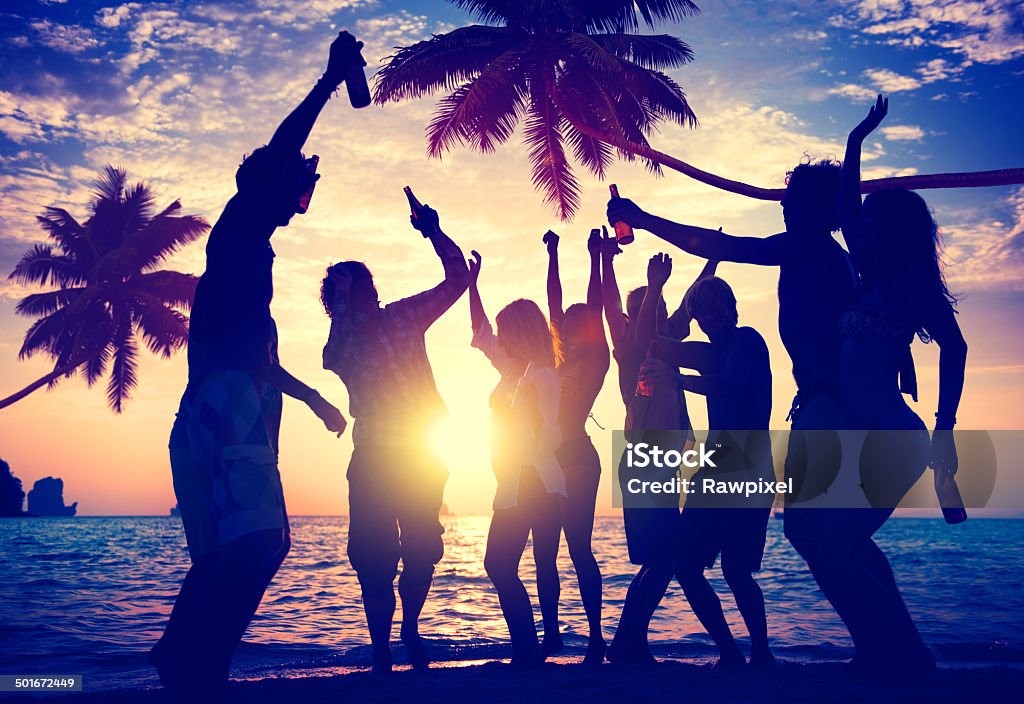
left=607, top=159, right=858, bottom=664
left=531, top=228, right=609, bottom=663
left=600, top=238, right=715, bottom=664
left=320, top=202, right=470, bottom=673
left=468, top=251, right=565, bottom=665
left=153, top=32, right=359, bottom=693
left=807, top=94, right=966, bottom=674
left=641, top=276, right=775, bottom=668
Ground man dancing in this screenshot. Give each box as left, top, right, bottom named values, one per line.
left=152, top=32, right=363, bottom=693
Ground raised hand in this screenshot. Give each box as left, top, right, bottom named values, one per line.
left=647, top=253, right=672, bottom=288
left=607, top=197, right=648, bottom=230
left=467, top=249, right=482, bottom=286
left=411, top=204, right=441, bottom=236
left=587, top=228, right=602, bottom=256
left=600, top=225, right=621, bottom=258
left=852, top=94, right=888, bottom=141
left=543, top=230, right=559, bottom=254
left=325, top=31, right=366, bottom=85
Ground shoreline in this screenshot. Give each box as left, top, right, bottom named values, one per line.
left=19, top=658, right=1024, bottom=703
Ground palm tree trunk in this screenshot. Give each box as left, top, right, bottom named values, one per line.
left=571, top=121, right=1024, bottom=201
left=0, top=363, right=80, bottom=411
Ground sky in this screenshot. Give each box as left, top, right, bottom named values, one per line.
left=0, top=0, right=1022, bottom=516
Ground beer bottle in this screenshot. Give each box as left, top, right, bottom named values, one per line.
left=609, top=184, right=635, bottom=245
left=635, top=342, right=657, bottom=398
left=346, top=60, right=371, bottom=109
left=405, top=186, right=431, bottom=238
left=935, top=469, right=967, bottom=524
left=297, top=155, right=319, bottom=214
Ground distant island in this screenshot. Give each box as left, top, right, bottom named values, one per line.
left=0, top=457, right=77, bottom=517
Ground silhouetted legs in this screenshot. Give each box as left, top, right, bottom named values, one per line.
left=154, top=380, right=289, bottom=692
left=560, top=454, right=605, bottom=662
left=347, top=442, right=447, bottom=673
left=533, top=437, right=605, bottom=662
left=607, top=501, right=678, bottom=665
left=532, top=505, right=562, bottom=655
left=485, top=466, right=560, bottom=665
left=675, top=506, right=772, bottom=667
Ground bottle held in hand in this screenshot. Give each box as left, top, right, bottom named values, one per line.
left=404, top=185, right=431, bottom=238
left=934, top=469, right=967, bottom=524
left=297, top=155, right=319, bottom=214
left=609, top=184, right=635, bottom=245
left=635, top=342, right=656, bottom=398
left=346, top=60, right=371, bottom=108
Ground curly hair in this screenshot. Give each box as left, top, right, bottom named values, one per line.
left=785, top=158, right=842, bottom=233
left=320, top=261, right=377, bottom=318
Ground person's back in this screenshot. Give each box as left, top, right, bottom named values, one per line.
left=705, top=325, right=772, bottom=432
left=778, top=234, right=856, bottom=397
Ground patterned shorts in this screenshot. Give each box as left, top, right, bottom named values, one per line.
left=169, top=371, right=286, bottom=561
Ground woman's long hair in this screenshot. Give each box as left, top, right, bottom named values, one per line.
left=320, top=261, right=377, bottom=317
left=861, top=188, right=957, bottom=341
left=495, top=299, right=556, bottom=369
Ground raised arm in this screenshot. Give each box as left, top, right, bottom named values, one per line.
left=599, top=228, right=628, bottom=347
left=393, top=204, right=471, bottom=330
left=667, top=257, right=720, bottom=340
left=608, top=199, right=785, bottom=266
left=268, top=32, right=365, bottom=155
left=586, top=228, right=603, bottom=310
left=544, top=230, right=564, bottom=331
left=636, top=253, right=672, bottom=349
left=841, top=94, right=888, bottom=268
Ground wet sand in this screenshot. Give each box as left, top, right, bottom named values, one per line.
left=23, top=657, right=1024, bottom=703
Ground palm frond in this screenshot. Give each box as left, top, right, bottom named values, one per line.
left=426, top=51, right=527, bottom=157
left=129, top=270, right=199, bottom=310
left=449, top=0, right=520, bottom=25
left=523, top=75, right=580, bottom=220
left=619, top=64, right=697, bottom=128
left=91, top=165, right=128, bottom=209
left=35, top=207, right=90, bottom=261
left=590, top=32, right=693, bottom=70
left=14, top=287, right=85, bottom=318
left=106, top=313, right=138, bottom=413
left=374, top=25, right=520, bottom=103
left=565, top=123, right=614, bottom=178
left=120, top=179, right=157, bottom=239
left=131, top=204, right=209, bottom=270
left=580, top=0, right=700, bottom=32
left=132, top=294, right=189, bottom=358
left=8, top=244, right=85, bottom=287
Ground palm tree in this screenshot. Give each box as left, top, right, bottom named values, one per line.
left=374, top=0, right=1024, bottom=220
left=0, top=166, right=208, bottom=413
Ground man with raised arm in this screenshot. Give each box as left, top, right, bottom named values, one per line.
left=153, top=32, right=364, bottom=693
left=320, top=201, right=470, bottom=673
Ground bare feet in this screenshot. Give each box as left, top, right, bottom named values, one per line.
left=583, top=637, right=608, bottom=665
left=542, top=632, right=565, bottom=656
left=749, top=649, right=777, bottom=668
left=401, top=628, right=431, bottom=671
left=371, top=644, right=393, bottom=675
left=606, top=641, right=657, bottom=666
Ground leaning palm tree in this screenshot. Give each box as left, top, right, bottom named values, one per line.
left=0, top=166, right=208, bottom=413
left=374, top=0, right=1024, bottom=220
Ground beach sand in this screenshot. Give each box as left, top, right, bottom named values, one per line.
left=25, top=657, right=1024, bottom=703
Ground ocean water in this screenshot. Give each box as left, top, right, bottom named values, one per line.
left=1, top=516, right=1022, bottom=691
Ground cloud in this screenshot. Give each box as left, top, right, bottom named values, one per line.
left=29, top=19, right=99, bottom=54
left=880, top=124, right=926, bottom=140
left=863, top=67, right=922, bottom=91
left=832, top=0, right=1024, bottom=65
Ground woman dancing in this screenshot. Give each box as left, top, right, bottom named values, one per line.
left=467, top=250, right=566, bottom=665
left=824, top=94, right=967, bottom=672
left=535, top=228, right=609, bottom=663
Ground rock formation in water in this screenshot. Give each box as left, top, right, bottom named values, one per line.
left=27, top=476, right=77, bottom=517
left=0, top=457, right=26, bottom=516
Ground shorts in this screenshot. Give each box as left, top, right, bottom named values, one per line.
left=676, top=506, right=771, bottom=573
left=169, top=371, right=286, bottom=561
left=346, top=439, right=449, bottom=589
left=556, top=434, right=601, bottom=506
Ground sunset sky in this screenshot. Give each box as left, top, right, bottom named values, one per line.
left=1, top=0, right=1022, bottom=516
